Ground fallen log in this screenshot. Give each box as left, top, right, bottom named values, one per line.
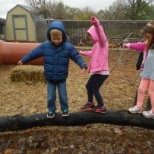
left=0, top=110, right=154, bottom=132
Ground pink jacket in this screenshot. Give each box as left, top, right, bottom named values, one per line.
left=80, top=17, right=109, bottom=74
left=123, top=42, right=148, bottom=69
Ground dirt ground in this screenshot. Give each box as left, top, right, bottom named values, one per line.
left=0, top=49, right=154, bottom=154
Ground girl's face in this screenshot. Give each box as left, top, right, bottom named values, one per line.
left=144, top=32, right=153, bottom=43
left=87, top=33, right=93, bottom=44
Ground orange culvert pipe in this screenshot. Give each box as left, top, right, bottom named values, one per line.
left=0, top=40, right=44, bottom=65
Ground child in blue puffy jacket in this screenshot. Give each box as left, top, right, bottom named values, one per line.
left=18, top=20, right=87, bottom=118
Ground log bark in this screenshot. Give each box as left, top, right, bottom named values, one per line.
left=0, top=110, right=154, bottom=132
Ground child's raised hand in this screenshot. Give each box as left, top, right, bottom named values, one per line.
left=18, top=60, right=23, bottom=65
left=90, top=16, right=98, bottom=26
left=91, top=16, right=96, bottom=21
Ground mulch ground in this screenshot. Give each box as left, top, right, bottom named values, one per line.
left=0, top=48, right=154, bottom=154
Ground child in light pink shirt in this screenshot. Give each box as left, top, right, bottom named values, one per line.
left=123, top=22, right=154, bottom=119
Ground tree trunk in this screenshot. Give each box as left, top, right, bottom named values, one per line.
left=0, top=110, right=154, bottom=132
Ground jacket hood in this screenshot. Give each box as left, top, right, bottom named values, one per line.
left=46, top=20, right=67, bottom=43
left=87, top=25, right=98, bottom=43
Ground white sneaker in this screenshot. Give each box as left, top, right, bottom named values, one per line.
left=142, top=110, right=154, bottom=119
left=128, top=105, right=142, bottom=113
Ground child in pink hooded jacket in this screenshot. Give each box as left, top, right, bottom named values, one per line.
left=123, top=21, right=154, bottom=119
left=80, top=16, right=109, bottom=113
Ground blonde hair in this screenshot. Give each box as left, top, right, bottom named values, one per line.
left=50, top=29, right=62, bottom=37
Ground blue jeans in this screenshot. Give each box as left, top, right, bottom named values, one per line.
left=46, top=79, right=68, bottom=112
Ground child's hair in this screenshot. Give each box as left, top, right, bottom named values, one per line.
left=141, top=21, right=154, bottom=50
left=50, top=29, right=62, bottom=37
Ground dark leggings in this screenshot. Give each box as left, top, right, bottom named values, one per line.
left=86, top=74, right=108, bottom=106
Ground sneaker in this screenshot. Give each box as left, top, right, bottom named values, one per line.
left=91, top=106, right=107, bottom=113
left=62, top=109, right=69, bottom=117
left=142, top=110, right=154, bottom=119
left=47, top=111, right=55, bottom=118
left=128, top=105, right=142, bottom=113
left=80, top=102, right=95, bottom=110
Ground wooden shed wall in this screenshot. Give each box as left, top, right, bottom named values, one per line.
left=6, top=6, right=36, bottom=42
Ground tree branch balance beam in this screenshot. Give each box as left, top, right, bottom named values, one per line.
left=0, top=110, right=154, bottom=132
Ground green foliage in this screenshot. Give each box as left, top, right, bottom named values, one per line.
left=125, top=0, right=152, bottom=20
left=73, top=7, right=96, bottom=20
left=141, top=4, right=154, bottom=20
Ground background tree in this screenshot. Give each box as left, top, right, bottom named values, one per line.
left=97, top=0, right=126, bottom=20
left=73, top=7, right=96, bottom=20
left=145, top=5, right=154, bottom=20
left=26, top=0, right=53, bottom=19
left=51, top=1, right=66, bottom=19
left=26, top=0, right=154, bottom=20
left=97, top=0, right=154, bottom=20
left=26, top=0, right=95, bottom=20
left=123, top=0, right=154, bottom=20
left=64, top=7, right=79, bottom=20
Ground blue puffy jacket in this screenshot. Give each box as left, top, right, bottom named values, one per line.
left=21, top=20, right=87, bottom=81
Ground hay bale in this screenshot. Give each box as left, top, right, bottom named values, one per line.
left=10, top=65, right=45, bottom=83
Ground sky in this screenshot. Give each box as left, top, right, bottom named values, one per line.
left=0, top=0, right=115, bottom=19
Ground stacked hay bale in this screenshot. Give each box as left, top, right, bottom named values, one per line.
left=10, top=65, right=45, bottom=83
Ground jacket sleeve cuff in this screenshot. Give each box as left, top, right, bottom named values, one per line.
left=82, top=63, right=88, bottom=69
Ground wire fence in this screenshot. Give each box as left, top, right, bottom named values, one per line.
left=36, top=20, right=148, bottom=45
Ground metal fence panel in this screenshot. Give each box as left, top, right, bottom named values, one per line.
left=36, top=20, right=148, bottom=45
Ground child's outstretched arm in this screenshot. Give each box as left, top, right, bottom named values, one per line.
left=18, top=44, right=43, bottom=64
left=69, top=46, right=87, bottom=70
left=91, top=16, right=107, bottom=47
left=79, top=50, right=92, bottom=56
left=123, top=42, right=146, bottom=52
left=123, top=42, right=145, bottom=70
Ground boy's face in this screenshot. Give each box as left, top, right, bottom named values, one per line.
left=51, top=34, right=63, bottom=46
